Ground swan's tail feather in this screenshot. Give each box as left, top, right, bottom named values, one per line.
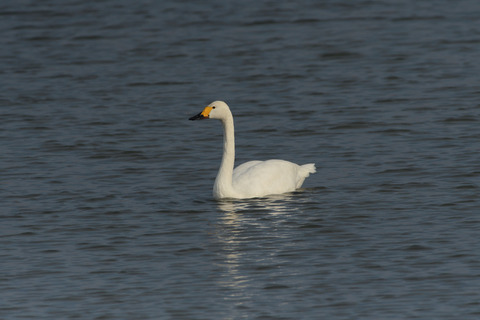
left=300, top=163, right=316, bottom=177
left=295, top=163, right=316, bottom=189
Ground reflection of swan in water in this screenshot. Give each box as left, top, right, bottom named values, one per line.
left=212, top=189, right=317, bottom=300
left=213, top=192, right=310, bottom=295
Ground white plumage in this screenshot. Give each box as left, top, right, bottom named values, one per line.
left=189, top=101, right=316, bottom=199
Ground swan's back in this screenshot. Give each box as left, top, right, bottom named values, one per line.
left=232, top=160, right=316, bottom=198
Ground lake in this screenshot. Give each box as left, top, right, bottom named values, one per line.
left=1, top=0, right=480, bottom=319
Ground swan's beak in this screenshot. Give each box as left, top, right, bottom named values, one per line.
left=189, top=112, right=207, bottom=120
left=189, top=106, right=213, bottom=120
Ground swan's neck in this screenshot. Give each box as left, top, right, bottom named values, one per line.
left=213, top=115, right=236, bottom=198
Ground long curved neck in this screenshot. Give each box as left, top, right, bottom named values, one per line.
left=213, top=115, right=235, bottom=198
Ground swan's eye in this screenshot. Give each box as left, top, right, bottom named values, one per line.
left=212, top=106, right=216, bottom=109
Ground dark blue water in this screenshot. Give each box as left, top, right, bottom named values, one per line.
left=1, top=1, right=480, bottom=319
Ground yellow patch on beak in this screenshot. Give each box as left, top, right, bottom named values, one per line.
left=201, top=106, right=214, bottom=118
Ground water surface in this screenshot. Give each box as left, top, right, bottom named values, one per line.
left=1, top=0, right=480, bottom=319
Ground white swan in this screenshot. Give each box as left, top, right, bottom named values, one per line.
left=189, top=101, right=316, bottom=199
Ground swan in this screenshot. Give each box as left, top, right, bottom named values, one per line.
left=189, top=101, right=316, bottom=199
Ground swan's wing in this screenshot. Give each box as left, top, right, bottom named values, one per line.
left=233, top=160, right=262, bottom=180
left=232, top=160, right=302, bottom=197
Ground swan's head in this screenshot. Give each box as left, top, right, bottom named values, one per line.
left=189, top=101, right=231, bottom=121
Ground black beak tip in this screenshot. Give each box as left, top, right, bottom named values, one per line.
left=189, top=112, right=205, bottom=121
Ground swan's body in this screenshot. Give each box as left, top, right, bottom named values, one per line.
left=189, top=101, right=316, bottom=199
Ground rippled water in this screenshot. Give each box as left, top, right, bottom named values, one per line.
left=1, top=1, right=480, bottom=319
